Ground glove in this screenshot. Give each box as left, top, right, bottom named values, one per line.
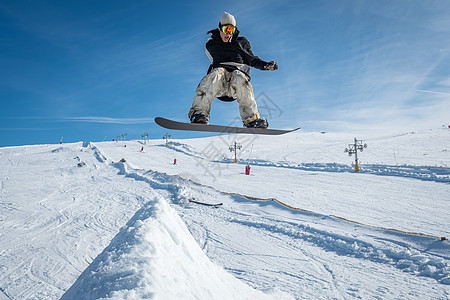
left=264, top=61, right=278, bottom=71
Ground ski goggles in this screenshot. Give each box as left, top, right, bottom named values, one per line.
left=220, top=25, right=236, bottom=35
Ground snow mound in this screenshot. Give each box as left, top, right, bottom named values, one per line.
left=61, top=193, right=277, bottom=299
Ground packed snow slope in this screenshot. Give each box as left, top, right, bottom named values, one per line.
left=0, top=129, right=449, bottom=299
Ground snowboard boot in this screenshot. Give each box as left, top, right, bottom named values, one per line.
left=244, top=118, right=269, bottom=129
left=190, top=113, right=209, bottom=124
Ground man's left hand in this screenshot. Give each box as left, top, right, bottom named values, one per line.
left=264, top=61, right=278, bottom=71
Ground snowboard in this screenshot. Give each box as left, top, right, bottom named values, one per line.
left=189, top=199, right=223, bottom=208
left=155, top=117, right=300, bottom=135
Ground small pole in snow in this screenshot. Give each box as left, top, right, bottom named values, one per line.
left=172, top=147, right=177, bottom=165
left=245, top=165, right=251, bottom=175
left=245, top=144, right=254, bottom=175
left=344, top=138, right=368, bottom=172
left=229, top=141, right=242, bottom=163
left=142, top=132, right=149, bottom=145
left=163, top=133, right=171, bottom=147
left=60, top=136, right=63, bottom=144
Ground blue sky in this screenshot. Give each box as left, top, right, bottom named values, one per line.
left=1, top=0, right=450, bottom=146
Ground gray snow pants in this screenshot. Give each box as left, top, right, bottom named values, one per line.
left=188, top=67, right=260, bottom=125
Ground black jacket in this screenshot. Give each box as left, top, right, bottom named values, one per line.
left=205, top=29, right=269, bottom=80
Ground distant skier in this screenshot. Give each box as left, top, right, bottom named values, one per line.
left=188, top=12, right=278, bottom=128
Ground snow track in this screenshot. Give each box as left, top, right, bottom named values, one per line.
left=100, top=138, right=450, bottom=238
left=226, top=160, right=450, bottom=183
left=173, top=193, right=450, bottom=298
left=97, top=158, right=450, bottom=298
left=0, top=144, right=150, bottom=299
left=61, top=186, right=274, bottom=300
left=1, top=129, right=449, bottom=299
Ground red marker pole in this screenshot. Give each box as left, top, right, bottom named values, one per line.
left=245, top=165, right=251, bottom=175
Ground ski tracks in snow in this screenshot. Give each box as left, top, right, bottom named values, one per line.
left=0, top=143, right=151, bottom=299
left=229, top=159, right=450, bottom=184
left=175, top=196, right=450, bottom=298
left=107, top=156, right=450, bottom=299
left=2, top=141, right=449, bottom=299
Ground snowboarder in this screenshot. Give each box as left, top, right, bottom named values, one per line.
left=188, top=12, right=278, bottom=129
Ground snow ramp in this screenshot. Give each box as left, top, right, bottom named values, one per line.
left=61, top=190, right=278, bottom=299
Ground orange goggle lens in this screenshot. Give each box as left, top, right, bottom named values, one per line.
left=220, top=25, right=236, bottom=35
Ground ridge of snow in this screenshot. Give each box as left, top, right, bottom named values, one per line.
left=61, top=183, right=277, bottom=299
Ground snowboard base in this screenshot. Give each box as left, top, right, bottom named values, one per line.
left=155, top=117, right=300, bottom=135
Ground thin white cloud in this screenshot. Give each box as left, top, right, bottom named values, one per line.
left=417, top=89, right=450, bottom=96
left=0, top=127, right=61, bottom=131
left=65, top=116, right=155, bottom=124
left=11, top=116, right=155, bottom=124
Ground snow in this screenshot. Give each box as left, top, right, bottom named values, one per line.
left=0, top=129, right=449, bottom=299
left=62, top=184, right=273, bottom=300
